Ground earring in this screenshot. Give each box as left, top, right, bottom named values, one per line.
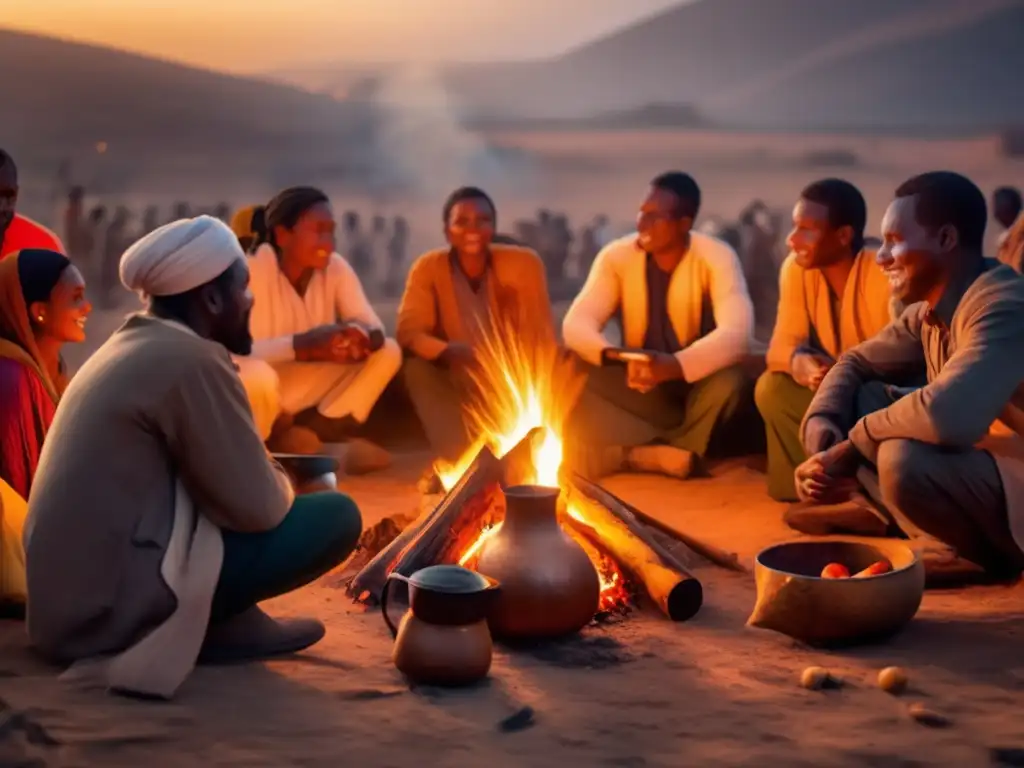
left=36, top=316, right=44, bottom=322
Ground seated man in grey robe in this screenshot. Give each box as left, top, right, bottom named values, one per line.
left=24, top=216, right=363, bottom=699
left=796, top=172, right=1024, bottom=583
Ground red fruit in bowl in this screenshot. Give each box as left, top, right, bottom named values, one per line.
left=854, top=560, right=893, bottom=578
left=820, top=562, right=851, bottom=579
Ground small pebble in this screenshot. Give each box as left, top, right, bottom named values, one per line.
left=907, top=702, right=951, bottom=728
left=800, top=666, right=839, bottom=690
left=990, top=747, right=1024, bottom=766
left=878, top=666, right=908, bottom=695
left=498, top=706, right=536, bottom=733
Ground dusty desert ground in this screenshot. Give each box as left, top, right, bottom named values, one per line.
left=2, top=454, right=1022, bottom=767
left=4, top=128, right=1024, bottom=766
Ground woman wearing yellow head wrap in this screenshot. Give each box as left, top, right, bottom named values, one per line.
left=229, top=204, right=261, bottom=253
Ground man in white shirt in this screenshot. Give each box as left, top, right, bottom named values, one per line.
left=562, top=172, right=755, bottom=480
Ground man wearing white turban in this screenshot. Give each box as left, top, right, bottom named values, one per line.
left=24, top=216, right=363, bottom=699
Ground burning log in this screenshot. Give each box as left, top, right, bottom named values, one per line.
left=565, top=475, right=704, bottom=622
left=346, top=445, right=504, bottom=604
left=576, top=478, right=746, bottom=574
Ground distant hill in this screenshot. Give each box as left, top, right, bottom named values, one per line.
left=275, top=0, right=1024, bottom=132
left=0, top=29, right=374, bottom=189
left=443, top=0, right=1024, bottom=129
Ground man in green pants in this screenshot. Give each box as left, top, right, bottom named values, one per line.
left=562, top=172, right=755, bottom=479
left=754, top=179, right=898, bottom=530
left=24, top=216, right=362, bottom=699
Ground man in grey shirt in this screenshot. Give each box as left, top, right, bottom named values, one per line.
left=796, top=172, right=1024, bottom=583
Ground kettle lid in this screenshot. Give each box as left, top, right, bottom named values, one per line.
left=409, top=564, right=492, bottom=593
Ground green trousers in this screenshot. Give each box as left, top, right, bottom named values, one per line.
left=402, top=356, right=473, bottom=463
left=211, top=491, right=363, bottom=621
left=564, top=362, right=749, bottom=476
left=754, top=371, right=815, bottom=502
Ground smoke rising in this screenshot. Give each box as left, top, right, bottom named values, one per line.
left=362, top=64, right=538, bottom=202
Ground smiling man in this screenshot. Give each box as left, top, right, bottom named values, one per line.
left=398, top=186, right=554, bottom=463
left=755, top=179, right=897, bottom=510
left=562, top=171, right=754, bottom=480
left=796, top=171, right=1024, bottom=582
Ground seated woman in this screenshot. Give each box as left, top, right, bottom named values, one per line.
left=233, top=187, right=400, bottom=471
left=0, top=248, right=90, bottom=610
left=0, top=249, right=90, bottom=498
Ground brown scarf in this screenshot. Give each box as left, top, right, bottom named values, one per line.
left=0, top=251, right=64, bottom=404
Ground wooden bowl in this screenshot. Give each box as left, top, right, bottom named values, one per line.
left=746, top=538, right=925, bottom=647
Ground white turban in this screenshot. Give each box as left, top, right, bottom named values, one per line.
left=120, top=215, right=246, bottom=299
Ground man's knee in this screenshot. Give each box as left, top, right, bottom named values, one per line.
left=308, top=491, right=364, bottom=558
left=370, top=337, right=402, bottom=379
left=402, top=354, right=445, bottom=390
left=701, top=364, right=749, bottom=409
left=754, top=371, right=793, bottom=421
left=877, top=439, right=930, bottom=512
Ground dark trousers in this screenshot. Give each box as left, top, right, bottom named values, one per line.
left=211, top=491, right=363, bottom=620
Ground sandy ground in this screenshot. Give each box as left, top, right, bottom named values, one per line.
left=2, top=452, right=1022, bottom=767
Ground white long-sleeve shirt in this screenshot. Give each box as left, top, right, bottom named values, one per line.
left=246, top=244, right=385, bottom=364
left=562, top=232, right=754, bottom=383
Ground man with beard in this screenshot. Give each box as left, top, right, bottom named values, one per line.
left=797, top=172, right=1024, bottom=583
left=24, top=216, right=363, bottom=699
left=398, top=186, right=554, bottom=464
left=0, top=149, right=64, bottom=258
left=562, top=171, right=754, bottom=480
left=756, top=179, right=898, bottom=519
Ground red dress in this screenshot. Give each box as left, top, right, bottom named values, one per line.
left=0, top=357, right=55, bottom=499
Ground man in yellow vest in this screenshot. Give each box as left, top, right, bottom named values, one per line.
left=755, top=179, right=898, bottom=533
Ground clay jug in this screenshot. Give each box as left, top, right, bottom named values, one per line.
left=381, top=565, right=499, bottom=686
left=475, top=484, right=600, bottom=639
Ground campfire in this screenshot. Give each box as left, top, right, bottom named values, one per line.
left=344, top=317, right=735, bottom=628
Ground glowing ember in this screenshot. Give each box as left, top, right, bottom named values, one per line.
left=436, top=316, right=629, bottom=610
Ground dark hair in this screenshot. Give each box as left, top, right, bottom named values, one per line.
left=994, top=186, right=1022, bottom=213
left=149, top=264, right=237, bottom=319
left=650, top=172, right=701, bottom=219
left=894, top=171, right=987, bottom=251
left=251, top=186, right=329, bottom=249
left=0, top=148, right=15, bottom=180
left=17, top=248, right=72, bottom=306
left=442, top=186, right=496, bottom=226
left=800, top=178, right=867, bottom=254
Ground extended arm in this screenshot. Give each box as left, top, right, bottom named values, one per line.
left=674, top=244, right=753, bottom=382
left=849, top=296, right=1024, bottom=462
left=396, top=255, right=448, bottom=361
left=561, top=246, right=621, bottom=365
left=801, top=306, right=927, bottom=450
left=765, top=255, right=810, bottom=374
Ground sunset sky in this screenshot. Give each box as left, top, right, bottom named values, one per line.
left=0, top=0, right=685, bottom=73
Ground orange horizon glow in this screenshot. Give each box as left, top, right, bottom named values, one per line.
left=0, top=0, right=683, bottom=74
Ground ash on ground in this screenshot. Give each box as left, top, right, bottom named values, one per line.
left=503, top=632, right=636, bottom=669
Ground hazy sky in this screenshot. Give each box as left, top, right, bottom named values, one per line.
left=0, top=0, right=686, bottom=73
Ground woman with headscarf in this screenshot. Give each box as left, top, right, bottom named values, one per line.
left=229, top=204, right=260, bottom=254
left=0, top=249, right=90, bottom=609
left=0, top=249, right=91, bottom=499
left=234, top=187, right=400, bottom=472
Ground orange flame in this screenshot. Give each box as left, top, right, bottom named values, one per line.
left=436, top=314, right=629, bottom=610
